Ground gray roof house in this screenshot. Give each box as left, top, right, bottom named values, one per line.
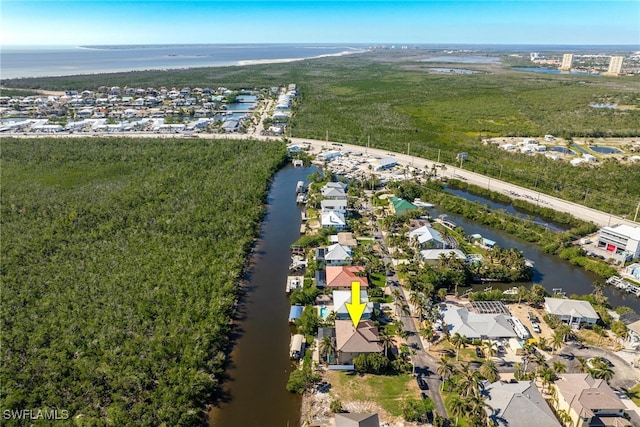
left=323, top=243, right=353, bottom=265
left=321, top=198, right=348, bottom=213
left=335, top=413, right=380, bottom=427
left=333, top=290, right=373, bottom=321
left=443, top=305, right=517, bottom=339
left=483, top=381, right=561, bottom=427
left=544, top=297, right=599, bottom=327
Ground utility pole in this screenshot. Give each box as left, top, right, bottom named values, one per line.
left=499, top=164, right=503, bottom=180
left=634, top=199, right=640, bottom=223
left=584, top=188, right=589, bottom=202
left=437, top=149, right=441, bottom=164
left=366, top=135, right=370, bottom=155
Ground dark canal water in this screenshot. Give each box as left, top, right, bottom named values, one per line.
left=431, top=207, right=640, bottom=312
left=443, top=187, right=568, bottom=232
left=209, top=165, right=315, bottom=427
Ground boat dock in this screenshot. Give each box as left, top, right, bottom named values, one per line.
left=289, top=255, right=307, bottom=271
left=292, top=159, right=303, bottom=167
left=286, top=276, right=304, bottom=294
left=435, top=214, right=457, bottom=230
left=606, top=276, right=640, bottom=297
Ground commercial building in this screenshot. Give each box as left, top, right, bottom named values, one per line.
left=597, top=224, right=640, bottom=261
left=560, top=53, right=574, bottom=71
left=606, top=56, right=624, bottom=76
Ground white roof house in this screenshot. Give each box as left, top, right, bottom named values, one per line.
left=409, top=225, right=445, bottom=248
left=419, top=249, right=466, bottom=264
left=321, top=198, right=348, bottom=213
left=324, top=243, right=353, bottom=265
left=333, top=290, right=373, bottom=321
left=321, top=211, right=346, bottom=230
left=443, top=305, right=517, bottom=339
left=544, top=297, right=599, bottom=327
left=483, top=381, right=562, bottom=427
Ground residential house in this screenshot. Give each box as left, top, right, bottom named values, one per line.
left=335, top=413, right=380, bottom=427
left=553, top=373, right=630, bottom=427
left=321, top=198, right=348, bottom=214
left=317, top=243, right=353, bottom=266
left=544, top=298, right=599, bottom=328
left=321, top=211, right=347, bottom=230
left=409, top=225, right=446, bottom=249
left=326, top=266, right=368, bottom=290
left=389, top=197, right=418, bottom=215
left=321, top=182, right=348, bottom=200
left=419, top=249, right=466, bottom=264
left=333, top=290, right=373, bottom=321
left=443, top=304, right=517, bottom=340
left=331, top=232, right=358, bottom=247
left=335, top=320, right=383, bottom=364
left=483, top=381, right=561, bottom=427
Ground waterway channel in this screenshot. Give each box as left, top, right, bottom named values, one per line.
left=430, top=206, right=640, bottom=313
left=209, top=165, right=315, bottom=427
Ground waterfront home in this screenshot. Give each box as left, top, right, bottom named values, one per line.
left=321, top=182, right=348, bottom=199
left=442, top=304, right=518, bottom=340
left=321, top=211, right=347, bottom=230
left=335, top=320, right=383, bottom=364
left=553, top=373, right=631, bottom=427
left=389, top=197, right=418, bottom=215
left=335, top=412, right=380, bottom=427
left=326, top=266, right=368, bottom=290
left=409, top=225, right=446, bottom=249
left=333, top=290, right=373, bottom=321
left=419, top=249, right=466, bottom=264
left=544, top=298, right=599, bottom=328
left=321, top=198, right=348, bottom=214
left=317, top=243, right=353, bottom=266
left=470, top=233, right=497, bottom=249
left=483, top=381, right=561, bottom=427
left=624, top=263, right=640, bottom=280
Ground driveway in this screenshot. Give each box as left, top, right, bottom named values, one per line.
left=548, top=342, right=640, bottom=391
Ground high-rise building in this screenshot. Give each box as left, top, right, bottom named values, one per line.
left=559, top=53, right=573, bottom=71
left=607, top=56, right=624, bottom=75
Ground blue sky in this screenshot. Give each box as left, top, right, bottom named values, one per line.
left=1, top=1, right=638, bottom=46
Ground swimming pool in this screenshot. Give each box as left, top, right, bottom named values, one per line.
left=319, top=306, right=329, bottom=319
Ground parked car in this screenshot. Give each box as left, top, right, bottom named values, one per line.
left=475, top=347, right=484, bottom=358
left=417, top=376, right=429, bottom=390
left=532, top=323, right=541, bottom=333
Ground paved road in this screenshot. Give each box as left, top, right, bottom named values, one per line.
left=7, top=128, right=637, bottom=229
left=366, top=200, right=448, bottom=419
left=293, top=138, right=638, bottom=229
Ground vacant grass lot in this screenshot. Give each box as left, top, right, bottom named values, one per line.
left=327, top=371, right=418, bottom=417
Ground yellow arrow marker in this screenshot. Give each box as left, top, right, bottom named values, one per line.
left=345, top=281, right=367, bottom=328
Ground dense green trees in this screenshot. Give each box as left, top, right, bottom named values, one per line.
left=1, top=137, right=287, bottom=426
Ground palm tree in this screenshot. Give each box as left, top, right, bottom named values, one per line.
left=319, top=336, right=336, bottom=364
left=576, top=356, right=589, bottom=373
left=591, top=364, right=614, bottom=381
left=458, top=362, right=482, bottom=398
left=538, top=366, right=556, bottom=394
left=378, top=329, right=396, bottom=359
left=450, top=333, right=468, bottom=361
left=552, top=361, right=567, bottom=375
left=513, top=362, right=525, bottom=381
left=466, top=394, right=492, bottom=427
left=480, top=359, right=499, bottom=383
left=448, top=394, right=470, bottom=427
left=483, top=341, right=498, bottom=358
left=551, top=331, right=564, bottom=354
left=437, top=356, right=457, bottom=384
left=557, top=409, right=572, bottom=425
left=537, top=337, right=549, bottom=352
left=517, top=285, right=528, bottom=306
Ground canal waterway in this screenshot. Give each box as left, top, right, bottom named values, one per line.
left=431, top=207, right=640, bottom=313
left=443, top=186, right=568, bottom=232
left=209, top=165, right=315, bottom=427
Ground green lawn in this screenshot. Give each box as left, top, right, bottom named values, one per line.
left=331, top=372, right=417, bottom=417
left=626, top=383, right=640, bottom=407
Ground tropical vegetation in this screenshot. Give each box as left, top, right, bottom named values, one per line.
left=1, top=137, right=287, bottom=426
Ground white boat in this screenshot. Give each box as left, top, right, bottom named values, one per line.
left=503, top=287, right=519, bottom=295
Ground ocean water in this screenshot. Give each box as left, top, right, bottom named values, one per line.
left=0, top=44, right=364, bottom=79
